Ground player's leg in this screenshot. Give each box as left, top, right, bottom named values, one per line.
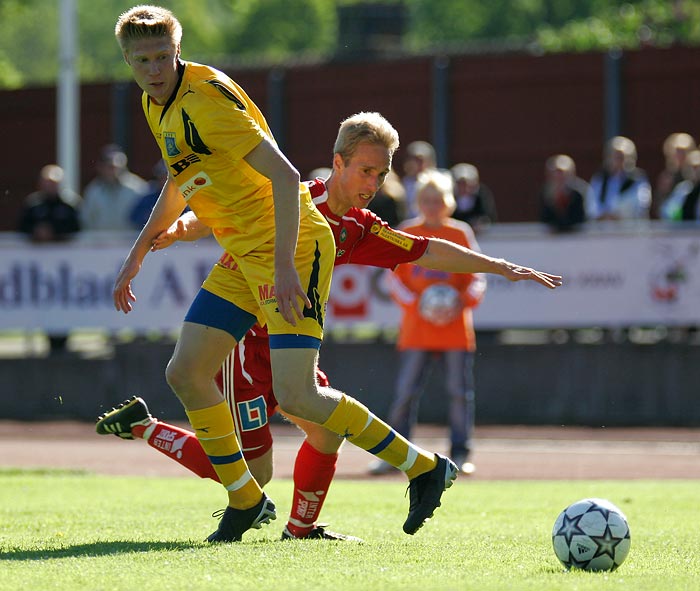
left=276, top=409, right=363, bottom=541
left=444, top=350, right=476, bottom=475
left=95, top=397, right=221, bottom=479
left=263, top=212, right=457, bottom=535
left=168, top=285, right=275, bottom=542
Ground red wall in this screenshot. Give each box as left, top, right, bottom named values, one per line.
left=3, top=45, right=700, bottom=230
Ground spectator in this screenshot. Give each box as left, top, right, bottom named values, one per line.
left=366, top=169, right=407, bottom=226
left=655, top=132, right=696, bottom=218
left=586, top=136, right=651, bottom=221
left=17, top=164, right=81, bottom=354
left=538, top=154, right=588, bottom=232
left=18, top=164, right=81, bottom=242
left=129, top=159, right=169, bottom=229
left=81, top=144, right=148, bottom=231
left=369, top=169, right=486, bottom=476
left=450, top=162, right=497, bottom=232
left=659, top=149, right=700, bottom=221
left=401, top=140, right=437, bottom=218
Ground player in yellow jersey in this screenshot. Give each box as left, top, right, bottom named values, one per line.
left=113, top=5, right=467, bottom=543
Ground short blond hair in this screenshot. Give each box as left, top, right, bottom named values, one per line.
left=333, top=112, right=400, bottom=163
left=546, top=154, right=576, bottom=176
left=115, top=5, right=182, bottom=51
left=415, top=169, right=456, bottom=216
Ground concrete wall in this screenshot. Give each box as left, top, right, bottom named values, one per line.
left=1, top=338, right=698, bottom=427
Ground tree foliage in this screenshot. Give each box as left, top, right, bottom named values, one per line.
left=2, top=0, right=700, bottom=89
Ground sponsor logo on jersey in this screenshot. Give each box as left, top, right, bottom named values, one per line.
left=179, top=171, right=212, bottom=201
left=258, top=283, right=276, bottom=306
left=164, top=132, right=181, bottom=157
left=170, top=153, right=202, bottom=177
left=218, top=252, right=238, bottom=271
left=370, top=222, right=414, bottom=251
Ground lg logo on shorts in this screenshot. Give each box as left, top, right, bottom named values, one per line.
left=237, top=396, right=268, bottom=431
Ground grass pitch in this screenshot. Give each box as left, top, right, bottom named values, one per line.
left=0, top=470, right=697, bottom=591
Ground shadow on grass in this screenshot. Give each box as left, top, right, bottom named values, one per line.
left=0, top=540, right=202, bottom=560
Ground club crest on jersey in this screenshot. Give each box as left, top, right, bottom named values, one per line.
left=164, top=132, right=181, bottom=157
left=179, top=172, right=212, bottom=201
left=370, top=222, right=414, bottom=251
left=339, top=228, right=347, bottom=243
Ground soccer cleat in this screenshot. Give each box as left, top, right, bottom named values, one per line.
left=281, top=524, right=363, bottom=542
left=206, top=494, right=277, bottom=543
left=403, top=453, right=458, bottom=535
left=95, top=396, right=154, bottom=439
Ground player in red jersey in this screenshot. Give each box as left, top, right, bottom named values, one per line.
left=97, top=111, right=562, bottom=539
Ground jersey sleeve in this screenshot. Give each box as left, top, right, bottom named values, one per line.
left=348, top=210, right=429, bottom=269
left=191, top=78, right=267, bottom=163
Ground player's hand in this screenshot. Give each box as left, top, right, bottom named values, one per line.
left=502, top=262, right=563, bottom=289
left=151, top=219, right=185, bottom=251
left=113, top=257, right=142, bottom=313
left=274, top=265, right=311, bottom=326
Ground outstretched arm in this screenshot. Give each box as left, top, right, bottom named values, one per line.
left=415, top=238, right=562, bottom=289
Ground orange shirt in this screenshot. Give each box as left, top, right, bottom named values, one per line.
left=390, top=218, right=486, bottom=351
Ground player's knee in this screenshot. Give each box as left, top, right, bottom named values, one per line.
left=304, top=427, right=344, bottom=455
left=165, top=356, right=205, bottom=398
left=248, top=453, right=273, bottom=486
left=272, top=378, right=317, bottom=417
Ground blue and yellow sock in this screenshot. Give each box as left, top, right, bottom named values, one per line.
left=322, top=394, right=436, bottom=480
left=186, top=401, right=263, bottom=509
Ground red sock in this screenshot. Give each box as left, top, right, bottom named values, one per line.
left=286, top=440, right=338, bottom=538
left=138, top=421, right=220, bottom=481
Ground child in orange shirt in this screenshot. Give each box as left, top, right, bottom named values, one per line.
left=371, top=169, right=485, bottom=475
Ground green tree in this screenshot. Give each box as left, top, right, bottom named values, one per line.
left=3, top=0, right=700, bottom=89
left=536, top=0, right=700, bottom=52
left=0, top=0, right=59, bottom=88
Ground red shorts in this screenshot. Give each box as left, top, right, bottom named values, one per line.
left=215, top=330, right=330, bottom=460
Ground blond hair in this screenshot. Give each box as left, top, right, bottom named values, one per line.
left=333, top=112, right=400, bottom=163
left=545, top=154, right=576, bottom=176
left=115, top=5, right=182, bottom=51
left=415, top=169, right=456, bottom=216
left=604, top=136, right=637, bottom=170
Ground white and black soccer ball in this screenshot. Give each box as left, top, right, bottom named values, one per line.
left=418, top=283, right=461, bottom=326
left=552, top=498, right=631, bottom=572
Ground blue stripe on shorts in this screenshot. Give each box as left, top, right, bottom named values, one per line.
left=367, top=430, right=396, bottom=455
left=208, top=450, right=244, bottom=465
left=269, top=334, right=322, bottom=350
left=184, top=288, right=256, bottom=342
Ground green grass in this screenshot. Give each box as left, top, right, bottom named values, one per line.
left=0, top=472, right=697, bottom=591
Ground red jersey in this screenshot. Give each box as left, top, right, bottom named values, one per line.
left=307, top=178, right=429, bottom=269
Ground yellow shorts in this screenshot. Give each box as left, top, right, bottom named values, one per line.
left=202, top=207, right=334, bottom=341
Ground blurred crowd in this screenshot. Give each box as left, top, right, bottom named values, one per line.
left=17, top=132, right=700, bottom=250
left=309, top=131, right=700, bottom=235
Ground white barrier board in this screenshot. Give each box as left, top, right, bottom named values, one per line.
left=2, top=226, right=699, bottom=332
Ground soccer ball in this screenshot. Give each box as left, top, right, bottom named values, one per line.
left=552, top=498, right=631, bottom=572
left=418, top=283, right=461, bottom=326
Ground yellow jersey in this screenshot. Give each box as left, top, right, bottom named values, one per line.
left=142, top=60, right=315, bottom=256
